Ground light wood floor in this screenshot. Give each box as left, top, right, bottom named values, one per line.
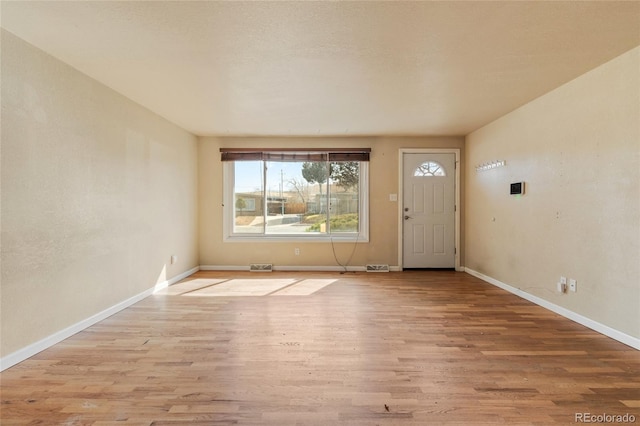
left=1, top=271, right=638, bottom=425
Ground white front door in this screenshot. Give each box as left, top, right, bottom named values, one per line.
left=402, top=153, right=456, bottom=268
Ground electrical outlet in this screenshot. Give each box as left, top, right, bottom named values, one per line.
left=294, top=248, right=300, bottom=256
left=171, top=255, right=177, bottom=265
left=569, top=279, right=577, bottom=292
left=560, top=276, right=567, bottom=285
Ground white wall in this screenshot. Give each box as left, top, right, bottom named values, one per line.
left=0, top=30, right=199, bottom=358
left=465, top=47, right=640, bottom=340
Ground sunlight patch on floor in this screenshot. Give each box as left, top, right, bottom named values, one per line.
left=270, top=279, right=337, bottom=296
left=182, top=278, right=298, bottom=297
left=159, top=277, right=339, bottom=297
left=155, top=278, right=228, bottom=295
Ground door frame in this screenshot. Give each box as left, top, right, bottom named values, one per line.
left=398, top=148, right=462, bottom=271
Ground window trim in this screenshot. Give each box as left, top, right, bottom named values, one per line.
left=222, top=158, right=369, bottom=243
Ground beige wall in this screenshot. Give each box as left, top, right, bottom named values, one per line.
left=0, top=31, right=199, bottom=357
left=465, top=47, right=640, bottom=338
left=199, top=136, right=464, bottom=268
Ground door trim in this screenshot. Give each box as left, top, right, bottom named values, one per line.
left=398, top=148, right=461, bottom=271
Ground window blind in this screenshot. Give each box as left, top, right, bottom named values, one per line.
left=220, top=148, right=370, bottom=162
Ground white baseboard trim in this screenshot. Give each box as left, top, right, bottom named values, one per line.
left=200, top=265, right=251, bottom=271
left=277, top=265, right=365, bottom=272
left=199, top=265, right=402, bottom=272
left=0, top=265, right=200, bottom=372
left=465, top=268, right=640, bottom=350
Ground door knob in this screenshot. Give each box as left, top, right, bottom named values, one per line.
left=404, top=215, right=411, bottom=220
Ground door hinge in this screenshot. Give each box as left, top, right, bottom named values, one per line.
left=455, top=247, right=457, bottom=254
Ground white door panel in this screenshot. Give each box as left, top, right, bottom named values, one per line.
left=403, top=153, right=455, bottom=268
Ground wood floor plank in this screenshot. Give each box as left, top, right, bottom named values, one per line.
left=1, top=270, right=638, bottom=425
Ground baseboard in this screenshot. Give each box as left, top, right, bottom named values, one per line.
left=465, top=268, right=640, bottom=350
left=200, top=265, right=252, bottom=271
left=277, top=265, right=365, bottom=272
left=0, top=265, right=200, bottom=372
left=199, top=265, right=402, bottom=272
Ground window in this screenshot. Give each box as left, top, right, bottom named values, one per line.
left=414, top=161, right=446, bottom=177
left=222, top=148, right=369, bottom=241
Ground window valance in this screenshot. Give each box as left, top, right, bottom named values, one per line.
left=220, top=148, right=370, bottom=162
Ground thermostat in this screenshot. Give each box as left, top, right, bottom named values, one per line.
left=510, top=182, right=525, bottom=195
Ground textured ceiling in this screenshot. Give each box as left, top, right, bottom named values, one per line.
left=2, top=1, right=639, bottom=137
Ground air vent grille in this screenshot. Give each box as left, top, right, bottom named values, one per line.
left=249, top=263, right=273, bottom=272
left=366, top=264, right=390, bottom=272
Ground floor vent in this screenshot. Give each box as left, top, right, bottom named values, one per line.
left=249, top=263, right=273, bottom=272
left=366, top=264, right=390, bottom=272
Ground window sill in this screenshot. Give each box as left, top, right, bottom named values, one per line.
left=223, top=234, right=369, bottom=243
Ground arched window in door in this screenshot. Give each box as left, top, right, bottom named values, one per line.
left=414, top=161, right=446, bottom=177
